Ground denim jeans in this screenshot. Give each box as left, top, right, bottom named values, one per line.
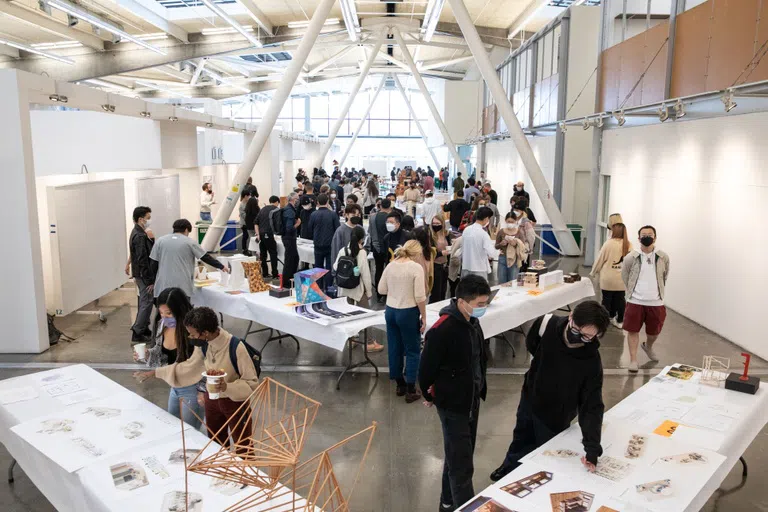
left=497, top=254, right=519, bottom=285
left=384, top=306, right=421, bottom=384
left=200, top=211, right=212, bottom=222
left=168, top=384, right=203, bottom=430
left=314, top=247, right=333, bottom=291
left=501, top=395, right=558, bottom=470
left=437, top=405, right=479, bottom=508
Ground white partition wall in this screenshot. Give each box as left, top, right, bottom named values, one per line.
left=601, top=112, right=768, bottom=360
left=136, top=175, right=181, bottom=238
left=45, top=180, right=128, bottom=316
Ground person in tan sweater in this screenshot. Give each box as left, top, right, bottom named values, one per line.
left=590, top=222, right=631, bottom=329
left=403, top=181, right=421, bottom=217
left=135, top=307, right=258, bottom=450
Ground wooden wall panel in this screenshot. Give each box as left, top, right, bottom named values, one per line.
left=617, top=34, right=647, bottom=109
left=640, top=22, right=669, bottom=105
left=600, top=45, right=622, bottom=112
left=751, top=2, right=768, bottom=83
left=670, top=1, right=712, bottom=98
left=707, top=0, right=761, bottom=91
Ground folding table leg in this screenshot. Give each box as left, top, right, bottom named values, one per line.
left=337, top=329, right=379, bottom=390
left=8, top=458, right=16, bottom=483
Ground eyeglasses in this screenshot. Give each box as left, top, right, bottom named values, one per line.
left=569, top=323, right=598, bottom=343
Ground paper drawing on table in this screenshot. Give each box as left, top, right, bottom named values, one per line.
left=549, top=490, right=594, bottom=512
left=658, top=452, right=708, bottom=465
left=0, top=386, right=38, bottom=405
left=635, top=479, right=673, bottom=502
left=457, top=496, right=517, bottom=512
left=458, top=496, right=491, bottom=511
left=71, top=436, right=104, bottom=457
left=169, top=448, right=200, bottom=464
left=141, top=455, right=170, bottom=479
left=210, top=477, right=248, bottom=496
left=624, top=434, right=647, bottom=459
left=120, top=421, right=144, bottom=439
left=594, top=456, right=633, bottom=482
left=42, top=379, right=85, bottom=397
left=161, top=491, right=203, bottom=512
left=500, top=470, right=553, bottom=498
left=109, top=462, right=149, bottom=491
left=542, top=449, right=580, bottom=458
left=56, top=389, right=102, bottom=406
left=653, top=420, right=679, bottom=438
left=37, top=418, right=74, bottom=434
left=82, top=407, right=121, bottom=419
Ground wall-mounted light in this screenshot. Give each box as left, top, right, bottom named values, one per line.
left=558, top=121, right=567, bottom=133
left=674, top=99, right=685, bottom=119
left=721, top=89, right=737, bottom=112
left=101, top=104, right=115, bottom=112
left=168, top=116, right=178, bottom=122
left=582, top=118, right=590, bottom=130
left=139, top=111, right=151, bottom=118
left=49, top=94, right=68, bottom=103
left=613, top=110, right=626, bottom=126
left=594, top=116, right=604, bottom=128
left=205, top=122, right=214, bottom=128
left=658, top=104, right=669, bottom=122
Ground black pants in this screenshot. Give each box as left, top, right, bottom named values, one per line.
left=373, top=250, right=388, bottom=293
left=364, top=204, right=374, bottom=215
left=602, top=290, right=625, bottom=322
left=448, top=278, right=460, bottom=299
left=282, top=237, right=300, bottom=285
left=437, top=405, right=479, bottom=508
left=501, top=396, right=558, bottom=470
left=259, top=235, right=278, bottom=278
left=430, top=263, right=448, bottom=304
left=241, top=226, right=250, bottom=253
left=314, top=247, right=332, bottom=291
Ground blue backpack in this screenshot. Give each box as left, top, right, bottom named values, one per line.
left=201, top=336, right=262, bottom=378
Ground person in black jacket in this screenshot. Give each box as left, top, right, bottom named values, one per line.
left=255, top=196, right=279, bottom=279
left=419, top=275, right=491, bottom=512
left=129, top=206, right=156, bottom=342
left=490, top=300, right=610, bottom=482
left=308, top=193, right=340, bottom=291
left=244, top=191, right=260, bottom=256
left=281, top=192, right=301, bottom=284
left=382, top=211, right=410, bottom=262
left=443, top=191, right=470, bottom=231
left=299, top=194, right=315, bottom=240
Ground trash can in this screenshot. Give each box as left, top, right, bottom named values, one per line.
left=541, top=224, right=583, bottom=255
left=219, top=220, right=239, bottom=251
left=196, top=222, right=209, bottom=244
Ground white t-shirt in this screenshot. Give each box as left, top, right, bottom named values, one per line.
left=200, top=191, right=214, bottom=212
left=629, top=250, right=663, bottom=306
left=461, top=222, right=496, bottom=274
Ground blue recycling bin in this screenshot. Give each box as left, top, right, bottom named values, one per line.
left=541, top=224, right=583, bottom=255
left=220, top=220, right=239, bottom=251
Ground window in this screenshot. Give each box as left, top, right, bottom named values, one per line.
left=369, top=120, right=389, bottom=136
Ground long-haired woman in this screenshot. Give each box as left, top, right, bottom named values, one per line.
left=428, top=217, right=453, bottom=303
left=590, top=222, right=631, bottom=328
left=411, top=226, right=437, bottom=296
left=363, top=179, right=379, bottom=216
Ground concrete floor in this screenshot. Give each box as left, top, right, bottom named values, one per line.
left=1, top=258, right=767, bottom=511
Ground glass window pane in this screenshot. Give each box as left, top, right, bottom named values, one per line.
left=355, top=120, right=368, bottom=137
left=390, top=90, right=409, bottom=119
left=292, top=97, right=306, bottom=118
left=293, top=118, right=305, bottom=132
left=310, top=118, right=328, bottom=137
left=330, top=93, right=347, bottom=117
left=278, top=100, right=291, bottom=119
left=369, top=119, right=389, bottom=136
left=337, top=119, right=351, bottom=136
left=410, top=93, right=430, bottom=120
left=369, top=90, right=389, bottom=119
left=349, top=91, right=369, bottom=118
left=309, top=95, right=328, bottom=119
left=390, top=120, right=410, bottom=136
left=553, top=24, right=561, bottom=75
left=410, top=121, right=423, bottom=136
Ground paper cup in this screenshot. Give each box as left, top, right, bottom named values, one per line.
left=202, top=372, right=227, bottom=399
left=133, top=343, right=147, bottom=362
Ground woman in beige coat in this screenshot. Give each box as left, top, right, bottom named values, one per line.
left=590, top=222, right=631, bottom=328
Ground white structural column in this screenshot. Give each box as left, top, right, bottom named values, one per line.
left=446, top=0, right=580, bottom=255
left=0, top=70, right=49, bottom=353
left=338, top=74, right=387, bottom=169
left=201, top=0, right=336, bottom=252
left=393, top=74, right=441, bottom=172
left=392, top=27, right=467, bottom=177
left=312, top=40, right=384, bottom=170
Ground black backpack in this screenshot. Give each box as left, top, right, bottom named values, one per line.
left=269, top=207, right=284, bottom=236
left=201, top=336, right=262, bottom=378
left=335, top=248, right=360, bottom=289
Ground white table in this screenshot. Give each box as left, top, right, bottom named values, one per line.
left=0, top=365, right=307, bottom=512
left=193, top=277, right=387, bottom=389
left=467, top=364, right=768, bottom=512
left=425, top=279, right=595, bottom=339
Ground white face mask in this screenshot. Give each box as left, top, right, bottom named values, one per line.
left=143, top=218, right=152, bottom=228
left=331, top=194, right=337, bottom=199
left=386, top=223, right=397, bottom=232
left=425, top=197, right=434, bottom=203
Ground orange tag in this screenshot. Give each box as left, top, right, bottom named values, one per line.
left=527, top=289, right=544, bottom=296
left=653, top=420, right=679, bottom=438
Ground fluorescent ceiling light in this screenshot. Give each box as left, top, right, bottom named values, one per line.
left=46, top=0, right=167, bottom=55
left=0, top=37, right=74, bottom=65
left=199, top=0, right=262, bottom=48
left=32, top=41, right=83, bottom=50
left=202, top=26, right=254, bottom=36
left=421, top=0, right=446, bottom=42
left=287, top=18, right=339, bottom=29
left=339, top=0, right=360, bottom=41
left=134, top=79, right=191, bottom=98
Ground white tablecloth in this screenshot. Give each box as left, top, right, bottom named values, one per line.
left=275, top=237, right=373, bottom=266
left=0, top=365, right=310, bottom=512
left=425, top=279, right=595, bottom=337
left=468, top=364, right=768, bottom=512
left=193, top=279, right=386, bottom=352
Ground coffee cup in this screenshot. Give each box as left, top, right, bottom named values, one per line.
left=202, top=371, right=227, bottom=399
left=133, top=343, right=147, bottom=362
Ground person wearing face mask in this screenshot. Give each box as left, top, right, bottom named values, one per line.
left=308, top=194, right=340, bottom=292
left=490, top=300, right=610, bottom=482
left=199, top=183, right=215, bottom=222
left=128, top=206, right=156, bottom=342
left=419, top=275, right=491, bottom=512
left=382, top=212, right=411, bottom=263
left=421, top=190, right=441, bottom=225
left=403, top=181, right=421, bottom=218
left=280, top=193, right=301, bottom=285
left=621, top=225, right=670, bottom=373
left=134, top=288, right=203, bottom=428
left=298, top=194, right=315, bottom=241
left=136, top=307, right=258, bottom=451
left=331, top=204, right=362, bottom=268
left=495, top=213, right=527, bottom=284
left=511, top=200, right=536, bottom=271
left=429, top=218, right=453, bottom=303
left=460, top=207, right=497, bottom=280
left=512, top=181, right=530, bottom=202
left=328, top=189, right=343, bottom=216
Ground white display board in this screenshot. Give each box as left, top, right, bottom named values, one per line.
left=136, top=175, right=180, bottom=238
left=46, top=180, right=127, bottom=316
left=394, top=159, right=417, bottom=170
left=361, top=158, right=388, bottom=176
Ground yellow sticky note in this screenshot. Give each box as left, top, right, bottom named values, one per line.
left=653, top=420, right=679, bottom=438
left=232, top=186, right=239, bottom=192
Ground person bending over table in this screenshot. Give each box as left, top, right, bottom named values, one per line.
left=490, top=300, right=610, bottom=482
left=135, top=307, right=259, bottom=451
left=134, top=287, right=203, bottom=429
left=420, top=275, right=491, bottom=512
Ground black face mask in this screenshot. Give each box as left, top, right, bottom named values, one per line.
left=640, top=236, right=654, bottom=247
left=431, top=224, right=442, bottom=232
left=188, top=338, right=206, bottom=348
left=351, top=216, right=362, bottom=225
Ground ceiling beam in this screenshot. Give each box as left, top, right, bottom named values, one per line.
left=237, top=0, right=274, bottom=36
left=418, top=55, right=474, bottom=71
left=435, top=21, right=517, bottom=48
left=0, top=0, right=104, bottom=51
left=307, top=45, right=355, bottom=76
left=0, top=45, right=19, bottom=58
left=376, top=48, right=410, bottom=72
left=158, top=64, right=191, bottom=81
left=507, top=0, right=549, bottom=40
left=116, top=0, right=188, bottom=43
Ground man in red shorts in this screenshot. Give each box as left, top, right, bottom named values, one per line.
left=621, top=225, right=670, bottom=373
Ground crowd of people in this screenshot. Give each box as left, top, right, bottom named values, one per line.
left=124, top=161, right=670, bottom=512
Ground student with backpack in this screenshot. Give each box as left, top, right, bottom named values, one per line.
left=135, top=307, right=260, bottom=451
left=334, top=226, right=383, bottom=352
left=278, top=192, right=301, bottom=285
left=255, top=196, right=280, bottom=280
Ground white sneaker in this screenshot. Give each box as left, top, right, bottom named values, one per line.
left=610, top=318, right=623, bottom=329
left=641, top=342, right=659, bottom=362
left=628, top=361, right=639, bottom=373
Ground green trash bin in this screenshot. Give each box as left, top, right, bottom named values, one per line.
left=541, top=223, right=583, bottom=255
left=196, top=222, right=209, bottom=244
left=567, top=224, right=582, bottom=250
